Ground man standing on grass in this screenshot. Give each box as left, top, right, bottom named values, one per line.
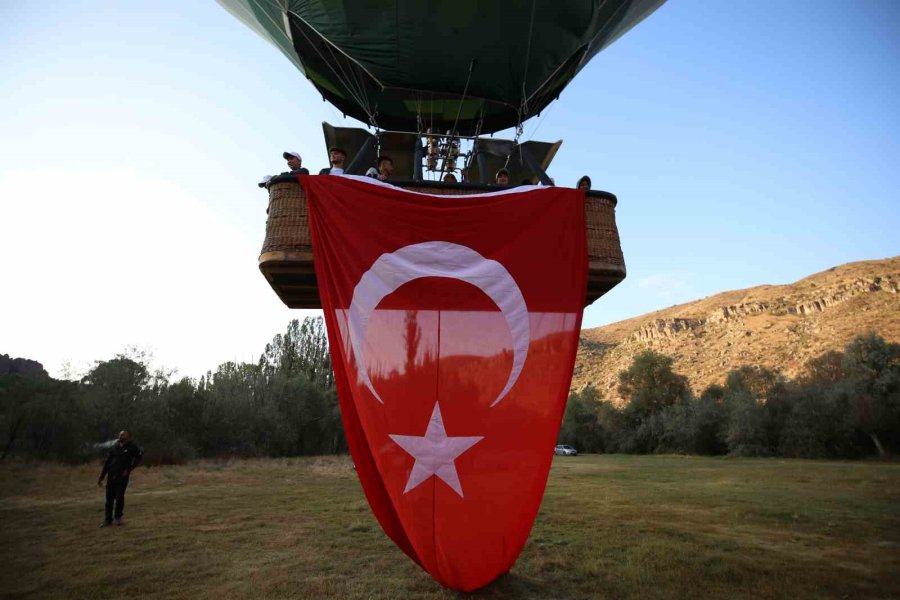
left=97, top=430, right=143, bottom=527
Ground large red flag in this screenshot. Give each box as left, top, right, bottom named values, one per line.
left=303, top=175, right=587, bottom=591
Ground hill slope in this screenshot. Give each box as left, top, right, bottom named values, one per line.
left=574, top=257, right=900, bottom=404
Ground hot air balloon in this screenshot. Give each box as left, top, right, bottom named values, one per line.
left=218, top=0, right=666, bottom=591
left=219, top=0, right=664, bottom=135
left=223, top=0, right=669, bottom=306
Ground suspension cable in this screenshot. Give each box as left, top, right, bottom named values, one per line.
left=323, top=40, right=374, bottom=124
left=450, top=59, right=476, bottom=137
left=294, top=20, right=374, bottom=125
left=519, top=0, right=537, bottom=117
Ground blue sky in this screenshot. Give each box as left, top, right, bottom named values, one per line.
left=1, top=1, right=898, bottom=379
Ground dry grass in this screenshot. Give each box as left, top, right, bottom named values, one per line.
left=1, top=455, right=898, bottom=599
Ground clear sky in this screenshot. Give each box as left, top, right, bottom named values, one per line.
left=1, top=1, right=898, bottom=380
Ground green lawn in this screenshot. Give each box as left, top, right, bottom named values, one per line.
left=1, top=455, right=898, bottom=599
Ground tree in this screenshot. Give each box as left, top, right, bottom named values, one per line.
left=725, top=389, right=770, bottom=456
left=595, top=400, right=626, bottom=453
left=800, top=350, right=845, bottom=386
left=656, top=401, right=694, bottom=454
left=724, top=365, right=788, bottom=452
left=724, top=366, right=785, bottom=404
left=260, top=317, right=333, bottom=388
left=82, top=355, right=151, bottom=441
left=691, top=385, right=727, bottom=455
left=82, top=357, right=149, bottom=401
left=0, top=374, right=37, bottom=460
left=202, top=361, right=265, bottom=455
left=297, top=317, right=333, bottom=389
left=618, top=351, right=691, bottom=420
left=559, top=386, right=605, bottom=453
left=778, top=385, right=856, bottom=458
left=0, top=374, right=85, bottom=460
left=841, top=332, right=900, bottom=456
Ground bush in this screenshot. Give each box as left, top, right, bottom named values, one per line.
left=778, top=386, right=857, bottom=458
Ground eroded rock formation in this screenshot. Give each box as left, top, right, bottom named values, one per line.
left=574, top=258, right=900, bottom=405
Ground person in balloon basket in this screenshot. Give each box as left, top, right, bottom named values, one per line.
left=97, top=430, right=143, bottom=527
left=283, top=151, right=309, bottom=175
left=319, top=147, right=347, bottom=175
left=365, top=155, right=394, bottom=181
left=495, top=168, right=510, bottom=185
left=577, top=175, right=592, bottom=191
left=258, top=151, right=308, bottom=190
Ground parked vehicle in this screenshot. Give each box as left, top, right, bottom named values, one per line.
left=554, top=444, right=577, bottom=456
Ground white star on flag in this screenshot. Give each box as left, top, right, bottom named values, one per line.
left=389, top=402, right=484, bottom=497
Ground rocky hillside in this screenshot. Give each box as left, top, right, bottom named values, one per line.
left=573, top=257, right=900, bottom=404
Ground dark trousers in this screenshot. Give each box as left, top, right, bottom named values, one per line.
left=105, top=477, right=129, bottom=522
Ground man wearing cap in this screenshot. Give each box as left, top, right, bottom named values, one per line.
left=495, top=168, right=510, bottom=185
left=319, top=148, right=347, bottom=175
left=283, top=151, right=309, bottom=175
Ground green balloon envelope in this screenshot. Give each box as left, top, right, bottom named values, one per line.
left=217, top=0, right=667, bottom=134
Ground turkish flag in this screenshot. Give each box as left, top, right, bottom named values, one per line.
left=303, top=175, right=587, bottom=591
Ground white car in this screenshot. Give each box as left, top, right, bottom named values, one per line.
left=554, top=444, right=577, bottom=456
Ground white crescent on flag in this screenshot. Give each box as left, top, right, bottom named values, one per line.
left=347, top=241, right=530, bottom=407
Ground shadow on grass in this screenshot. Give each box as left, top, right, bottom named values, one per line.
left=469, top=571, right=565, bottom=599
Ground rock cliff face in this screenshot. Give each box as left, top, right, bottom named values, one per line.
left=0, top=354, right=48, bottom=378
left=573, top=257, right=900, bottom=405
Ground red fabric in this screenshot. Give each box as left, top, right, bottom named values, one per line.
left=303, top=176, right=587, bottom=591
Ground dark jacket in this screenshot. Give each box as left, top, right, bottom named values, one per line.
left=100, top=441, right=143, bottom=481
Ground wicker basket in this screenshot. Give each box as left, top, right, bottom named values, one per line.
left=260, top=181, right=625, bottom=308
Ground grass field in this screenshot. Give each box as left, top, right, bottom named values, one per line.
left=1, top=455, right=898, bottom=599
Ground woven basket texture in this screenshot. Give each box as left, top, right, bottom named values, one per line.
left=263, top=183, right=310, bottom=252
left=263, top=182, right=623, bottom=268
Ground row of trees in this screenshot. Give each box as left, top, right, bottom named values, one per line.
left=559, top=332, right=900, bottom=458
left=2, top=320, right=897, bottom=463
left=0, top=317, right=344, bottom=463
